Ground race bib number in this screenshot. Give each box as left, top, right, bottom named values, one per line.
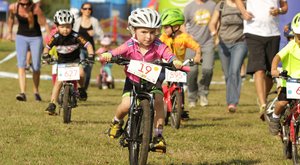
left=57, top=63, right=80, bottom=81
left=52, top=63, right=57, bottom=74
left=165, top=69, right=187, bottom=83
left=127, top=60, right=162, bottom=84
left=286, top=78, right=300, bottom=99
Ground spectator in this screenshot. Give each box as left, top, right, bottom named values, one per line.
left=235, top=0, right=288, bottom=120
left=0, top=0, right=9, bottom=39
left=209, top=0, right=248, bottom=113
left=6, top=0, right=49, bottom=101
left=183, top=0, right=216, bottom=107
left=73, top=2, right=104, bottom=99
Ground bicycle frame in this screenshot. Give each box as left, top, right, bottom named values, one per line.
left=283, top=100, right=300, bottom=144
left=163, top=82, right=184, bottom=113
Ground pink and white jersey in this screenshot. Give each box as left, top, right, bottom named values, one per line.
left=110, top=38, right=175, bottom=83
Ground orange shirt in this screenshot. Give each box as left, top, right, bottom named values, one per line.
left=159, top=32, right=200, bottom=61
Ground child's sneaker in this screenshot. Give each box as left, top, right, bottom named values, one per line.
left=181, top=111, right=190, bottom=120
left=151, top=135, right=166, bottom=153
left=107, top=119, right=124, bottom=138
left=45, top=103, right=57, bottom=115
left=269, top=116, right=280, bottom=136
left=78, top=87, right=87, bottom=101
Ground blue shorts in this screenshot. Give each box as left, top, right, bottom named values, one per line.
left=16, top=35, right=43, bottom=71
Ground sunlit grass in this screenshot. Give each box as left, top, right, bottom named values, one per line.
left=0, top=40, right=292, bottom=164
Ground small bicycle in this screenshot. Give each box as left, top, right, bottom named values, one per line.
left=110, top=56, right=186, bottom=165
left=46, top=59, right=92, bottom=123
left=163, top=59, right=193, bottom=129
left=95, top=56, right=115, bottom=89
left=271, top=71, right=300, bottom=164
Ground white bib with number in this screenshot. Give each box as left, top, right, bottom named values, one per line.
left=165, top=69, right=187, bottom=83
left=57, top=63, right=80, bottom=81
left=127, top=60, right=162, bottom=84
left=286, top=79, right=300, bottom=99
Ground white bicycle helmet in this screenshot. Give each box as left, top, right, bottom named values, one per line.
left=292, top=13, right=300, bottom=34
left=54, top=10, right=75, bottom=25
left=127, top=8, right=161, bottom=35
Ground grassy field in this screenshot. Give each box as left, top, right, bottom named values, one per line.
left=0, top=40, right=293, bottom=165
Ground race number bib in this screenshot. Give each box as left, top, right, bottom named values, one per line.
left=127, top=60, right=162, bottom=84
left=165, top=69, right=187, bottom=83
left=286, top=78, right=300, bottom=99
left=52, top=63, right=58, bottom=74
left=57, top=63, right=80, bottom=81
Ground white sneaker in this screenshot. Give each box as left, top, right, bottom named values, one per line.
left=102, top=85, right=108, bottom=89
left=199, top=95, right=208, bottom=107
left=188, top=102, right=196, bottom=108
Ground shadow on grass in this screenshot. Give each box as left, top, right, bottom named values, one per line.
left=181, top=123, right=219, bottom=129
left=195, top=159, right=260, bottom=165
left=78, top=100, right=118, bottom=107
left=71, top=120, right=110, bottom=125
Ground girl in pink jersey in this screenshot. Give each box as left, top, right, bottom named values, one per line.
left=101, top=8, right=182, bottom=150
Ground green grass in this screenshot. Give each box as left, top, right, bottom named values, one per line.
left=0, top=40, right=292, bottom=164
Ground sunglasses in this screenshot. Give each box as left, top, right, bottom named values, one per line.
left=82, top=8, right=92, bottom=11
left=19, top=2, right=31, bottom=7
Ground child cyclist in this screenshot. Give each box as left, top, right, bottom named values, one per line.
left=100, top=8, right=183, bottom=150
left=159, top=8, right=202, bottom=119
left=42, top=10, right=94, bottom=115
left=96, top=36, right=113, bottom=89
left=269, top=13, right=300, bottom=136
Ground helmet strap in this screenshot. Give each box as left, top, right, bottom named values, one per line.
left=171, top=26, right=180, bottom=39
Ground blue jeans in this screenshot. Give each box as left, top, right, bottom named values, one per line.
left=80, top=49, right=93, bottom=90
left=185, top=44, right=215, bottom=102
left=218, top=41, right=247, bottom=105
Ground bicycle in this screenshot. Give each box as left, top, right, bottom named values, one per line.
left=272, top=71, right=300, bottom=164
left=110, top=56, right=186, bottom=165
left=45, top=58, right=92, bottom=123
left=95, top=56, right=115, bottom=89
left=163, top=59, right=193, bottom=129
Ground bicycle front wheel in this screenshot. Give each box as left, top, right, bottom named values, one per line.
left=170, top=90, right=183, bottom=129
left=128, top=99, right=151, bottom=165
left=291, top=122, right=299, bottom=164
left=62, top=85, right=72, bottom=124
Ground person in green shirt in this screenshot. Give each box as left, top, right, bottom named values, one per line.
left=269, top=13, right=300, bottom=136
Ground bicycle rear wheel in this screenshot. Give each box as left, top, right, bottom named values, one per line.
left=170, top=90, right=182, bottom=129
left=62, top=85, right=72, bottom=124
left=128, top=99, right=151, bottom=165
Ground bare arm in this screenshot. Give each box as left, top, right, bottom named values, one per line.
left=86, top=44, right=95, bottom=56
left=6, top=4, right=16, bottom=40
left=234, top=0, right=253, bottom=21
left=34, top=5, right=50, bottom=34
left=269, top=0, right=288, bottom=16
left=271, top=55, right=281, bottom=77
left=208, top=9, right=221, bottom=46
left=43, top=47, right=50, bottom=54
left=194, top=47, right=202, bottom=64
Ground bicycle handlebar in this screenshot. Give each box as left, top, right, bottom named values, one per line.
left=42, top=58, right=94, bottom=66
left=110, top=56, right=191, bottom=72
